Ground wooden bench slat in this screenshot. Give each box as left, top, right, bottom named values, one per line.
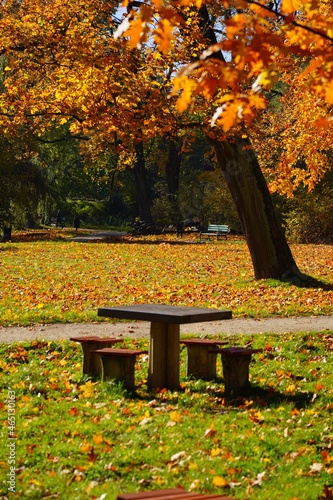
left=91, top=348, right=147, bottom=356
left=181, top=339, right=228, bottom=346
left=70, top=336, right=123, bottom=344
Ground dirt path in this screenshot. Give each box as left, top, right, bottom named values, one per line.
left=1, top=315, right=332, bottom=343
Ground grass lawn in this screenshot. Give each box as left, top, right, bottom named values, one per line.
left=1, top=230, right=332, bottom=499
left=0, top=230, right=332, bottom=325
left=0, top=332, right=332, bottom=499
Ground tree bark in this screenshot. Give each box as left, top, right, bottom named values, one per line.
left=165, top=140, right=182, bottom=197
left=165, top=139, right=183, bottom=224
left=133, top=141, right=153, bottom=223
left=211, top=135, right=301, bottom=280
left=196, top=4, right=302, bottom=280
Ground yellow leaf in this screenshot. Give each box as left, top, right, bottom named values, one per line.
left=285, top=384, right=295, bottom=394
left=211, top=448, right=221, bottom=457
left=170, top=411, right=181, bottom=422
left=80, top=442, right=91, bottom=453
left=212, top=476, right=228, bottom=487
left=173, top=77, right=195, bottom=112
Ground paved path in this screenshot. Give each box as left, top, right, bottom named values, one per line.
left=0, top=315, right=332, bottom=343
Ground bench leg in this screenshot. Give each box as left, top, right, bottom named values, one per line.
left=186, top=345, right=217, bottom=380
left=80, top=341, right=116, bottom=377
left=100, top=355, right=136, bottom=390
left=221, top=353, right=252, bottom=394
left=148, top=322, right=180, bottom=391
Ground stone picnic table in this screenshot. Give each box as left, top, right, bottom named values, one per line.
left=97, top=304, right=232, bottom=390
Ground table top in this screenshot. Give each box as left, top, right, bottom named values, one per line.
left=98, top=304, right=232, bottom=324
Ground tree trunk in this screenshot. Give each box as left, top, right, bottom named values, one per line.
left=133, top=141, right=153, bottom=223
left=196, top=5, right=303, bottom=281
left=211, top=135, right=301, bottom=280
left=165, top=140, right=182, bottom=197
left=165, top=139, right=183, bottom=224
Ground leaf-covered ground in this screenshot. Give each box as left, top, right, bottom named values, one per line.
left=0, top=332, right=332, bottom=499
left=0, top=232, right=332, bottom=326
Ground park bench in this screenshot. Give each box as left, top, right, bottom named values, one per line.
left=90, top=348, right=148, bottom=390
left=70, top=336, right=124, bottom=377
left=180, top=338, right=228, bottom=380
left=117, top=488, right=233, bottom=500
left=200, top=224, right=230, bottom=241
left=211, top=346, right=263, bottom=394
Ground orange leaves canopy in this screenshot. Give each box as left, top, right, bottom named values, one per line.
left=120, top=0, right=333, bottom=133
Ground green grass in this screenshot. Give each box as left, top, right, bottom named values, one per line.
left=0, top=234, right=332, bottom=325
left=1, top=332, right=333, bottom=499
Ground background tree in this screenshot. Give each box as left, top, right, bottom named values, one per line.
left=119, top=0, right=332, bottom=281
left=1, top=0, right=332, bottom=282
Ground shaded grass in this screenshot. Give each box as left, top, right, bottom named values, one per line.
left=0, top=331, right=333, bottom=499
left=0, top=234, right=332, bottom=326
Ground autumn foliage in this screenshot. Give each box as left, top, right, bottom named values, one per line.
left=116, top=0, right=333, bottom=193
left=1, top=0, right=332, bottom=194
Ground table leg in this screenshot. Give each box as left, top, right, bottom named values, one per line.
left=166, top=323, right=180, bottom=390
left=148, top=322, right=180, bottom=391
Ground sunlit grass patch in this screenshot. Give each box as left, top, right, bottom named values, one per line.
left=0, top=332, right=332, bottom=499
left=0, top=236, right=332, bottom=326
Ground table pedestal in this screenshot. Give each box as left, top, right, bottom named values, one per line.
left=148, top=322, right=180, bottom=390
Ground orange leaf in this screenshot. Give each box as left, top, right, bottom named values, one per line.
left=281, top=0, right=302, bottom=15
left=154, top=19, right=174, bottom=54
left=93, top=434, right=103, bottom=445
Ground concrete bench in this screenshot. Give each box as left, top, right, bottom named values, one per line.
left=117, top=487, right=233, bottom=500
left=211, top=347, right=263, bottom=394
left=180, top=338, right=228, bottom=380
left=200, top=224, right=230, bottom=241
left=70, top=336, right=124, bottom=377
left=91, top=348, right=148, bottom=390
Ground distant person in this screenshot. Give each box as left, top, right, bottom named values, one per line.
left=56, top=209, right=63, bottom=228
left=74, top=215, right=80, bottom=232
left=177, top=220, right=184, bottom=238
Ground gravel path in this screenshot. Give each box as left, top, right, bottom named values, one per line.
left=1, top=315, right=332, bottom=343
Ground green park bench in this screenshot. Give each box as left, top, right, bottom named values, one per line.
left=200, top=224, right=230, bottom=241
